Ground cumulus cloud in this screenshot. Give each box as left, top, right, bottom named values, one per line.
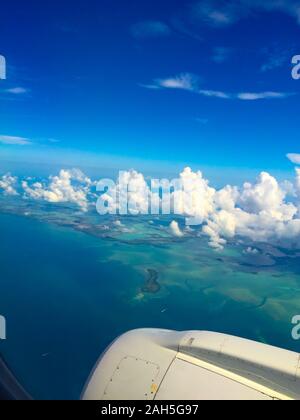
left=173, top=167, right=216, bottom=225
left=0, top=174, right=18, bottom=196
left=5, top=159, right=300, bottom=251
left=142, top=73, right=291, bottom=101
left=243, top=247, right=259, bottom=255
left=22, top=169, right=92, bottom=212
left=114, top=220, right=124, bottom=227
left=103, top=161, right=300, bottom=250
left=95, top=164, right=300, bottom=250
left=97, top=170, right=152, bottom=216
left=170, top=220, right=184, bottom=237
left=0, top=135, right=32, bottom=146
left=200, top=169, right=300, bottom=250
left=131, top=21, right=171, bottom=38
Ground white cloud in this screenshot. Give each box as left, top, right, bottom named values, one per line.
left=203, top=210, right=236, bottom=249
left=192, top=0, right=300, bottom=27
left=0, top=174, right=18, bottom=196
left=199, top=89, right=231, bottom=99
left=261, top=0, right=300, bottom=24
left=22, top=169, right=92, bottom=212
left=287, top=153, right=300, bottom=165
left=97, top=170, right=152, bottom=216
left=243, top=247, right=259, bottom=255
left=6, top=156, right=300, bottom=251
left=173, top=167, right=216, bottom=225
left=237, top=92, right=291, bottom=101
left=131, top=21, right=171, bottom=38
left=94, top=163, right=300, bottom=250
left=139, top=83, right=161, bottom=90
left=295, top=168, right=300, bottom=193
left=200, top=169, right=300, bottom=250
left=5, top=87, right=28, bottom=95
left=0, top=135, right=32, bottom=146
left=143, top=73, right=291, bottom=101
left=238, top=172, right=289, bottom=215
left=170, top=220, right=184, bottom=237
left=192, top=0, right=249, bottom=27
left=156, top=73, right=199, bottom=91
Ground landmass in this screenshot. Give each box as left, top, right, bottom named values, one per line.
left=141, top=269, right=161, bottom=294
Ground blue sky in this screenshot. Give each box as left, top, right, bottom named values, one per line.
left=0, top=0, right=300, bottom=179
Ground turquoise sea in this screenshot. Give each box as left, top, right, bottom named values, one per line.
left=0, top=212, right=300, bottom=399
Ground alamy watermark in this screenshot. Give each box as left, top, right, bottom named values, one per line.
left=0, top=54, right=6, bottom=80
left=292, top=316, right=300, bottom=341
left=96, top=172, right=204, bottom=226
left=292, top=55, right=300, bottom=80
left=0, top=315, right=6, bottom=340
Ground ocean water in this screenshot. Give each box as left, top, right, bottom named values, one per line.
left=0, top=212, right=300, bottom=399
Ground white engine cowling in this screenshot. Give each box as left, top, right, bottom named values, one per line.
left=82, top=329, right=300, bottom=401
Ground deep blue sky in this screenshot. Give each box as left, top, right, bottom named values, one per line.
left=0, top=0, right=300, bottom=178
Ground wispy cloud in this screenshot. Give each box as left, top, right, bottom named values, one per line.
left=5, top=87, right=29, bottom=95
left=261, top=55, right=287, bottom=72
left=47, top=138, right=61, bottom=144
left=142, top=73, right=292, bottom=101
left=0, top=135, right=32, bottom=146
left=287, top=153, right=300, bottom=165
left=211, top=47, right=233, bottom=63
left=130, top=20, right=171, bottom=39
left=192, top=0, right=248, bottom=27
left=199, top=89, right=231, bottom=99
left=260, top=46, right=292, bottom=72
left=0, top=85, right=30, bottom=102
left=169, top=17, right=203, bottom=41
left=192, top=0, right=300, bottom=27
left=237, top=92, right=292, bottom=100
left=156, top=73, right=199, bottom=90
